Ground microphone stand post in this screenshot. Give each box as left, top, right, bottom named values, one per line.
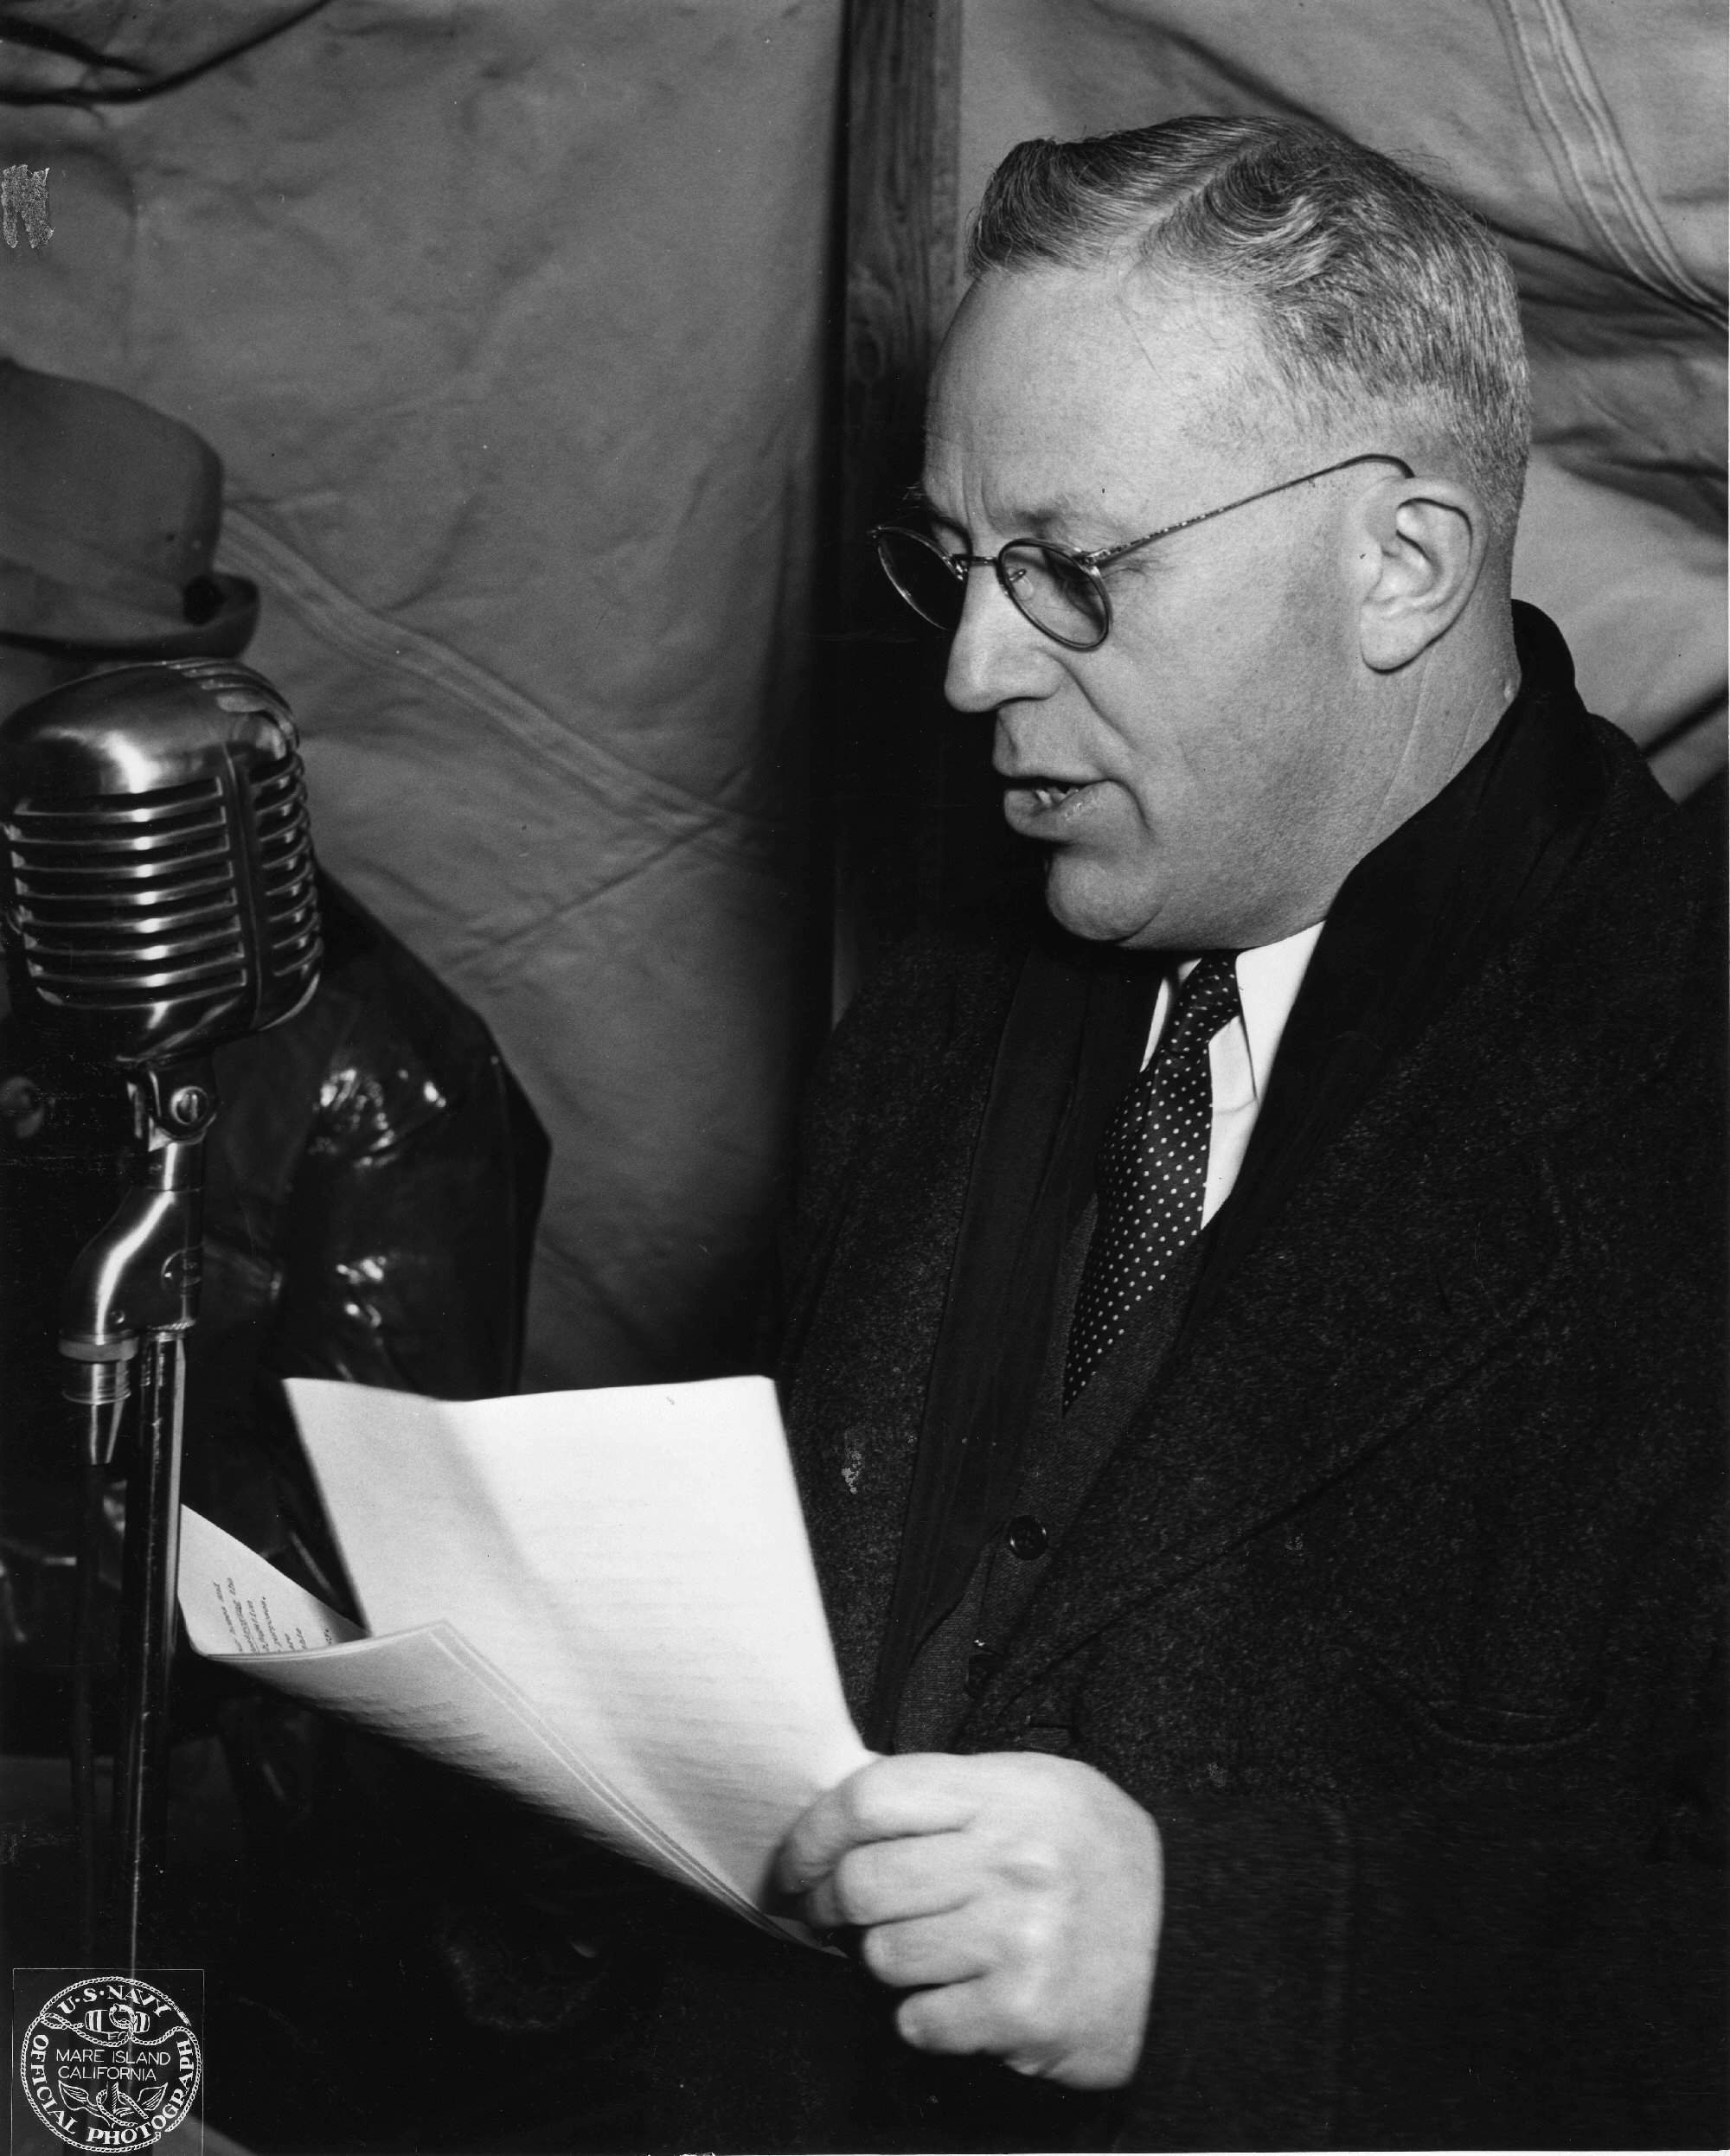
left=60, top=1056, right=218, bottom=1973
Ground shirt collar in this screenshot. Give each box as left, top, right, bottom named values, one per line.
left=1160, top=921, right=1325, bottom=1109
left=1232, top=924, right=1325, bottom=1102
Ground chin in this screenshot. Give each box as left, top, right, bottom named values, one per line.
left=1042, top=854, right=1246, bottom=954
left=1041, top=858, right=1169, bottom=949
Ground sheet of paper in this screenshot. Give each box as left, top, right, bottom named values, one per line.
left=179, top=1508, right=362, bottom=1655
left=178, top=1506, right=794, bottom=1934
left=279, top=1373, right=872, bottom=1912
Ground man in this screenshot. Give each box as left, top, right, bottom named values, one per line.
left=645, top=117, right=1725, bottom=2150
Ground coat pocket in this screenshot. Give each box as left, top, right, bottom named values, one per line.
left=1347, top=1637, right=1607, bottom=1753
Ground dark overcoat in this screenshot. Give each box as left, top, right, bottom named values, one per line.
left=649, top=619, right=1726, bottom=2152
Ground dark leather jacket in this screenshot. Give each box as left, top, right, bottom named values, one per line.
left=0, top=870, right=548, bottom=1737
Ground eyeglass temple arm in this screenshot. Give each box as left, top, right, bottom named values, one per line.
left=1080, top=452, right=1416, bottom=571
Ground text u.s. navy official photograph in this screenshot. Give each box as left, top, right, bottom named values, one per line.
left=0, top=5, right=1723, bottom=2153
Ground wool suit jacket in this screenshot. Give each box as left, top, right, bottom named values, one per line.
left=646, top=619, right=1725, bottom=2153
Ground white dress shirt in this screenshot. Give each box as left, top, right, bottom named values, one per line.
left=1141, top=924, right=1325, bottom=1226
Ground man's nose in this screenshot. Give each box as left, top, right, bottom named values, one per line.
left=943, top=563, right=1056, bottom=714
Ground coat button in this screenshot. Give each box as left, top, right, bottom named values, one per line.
left=965, top=1647, right=1003, bottom=1699
left=1004, top=1513, right=1048, bottom=1560
left=0, top=1075, right=45, bottom=1142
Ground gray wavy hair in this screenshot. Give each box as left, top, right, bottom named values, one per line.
left=967, top=116, right=1530, bottom=542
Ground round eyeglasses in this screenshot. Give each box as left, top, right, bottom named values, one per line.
left=871, top=452, right=1413, bottom=652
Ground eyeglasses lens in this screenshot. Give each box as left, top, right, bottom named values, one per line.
left=876, top=529, right=964, bottom=631
left=875, top=529, right=1111, bottom=649
left=1000, top=543, right=1109, bottom=648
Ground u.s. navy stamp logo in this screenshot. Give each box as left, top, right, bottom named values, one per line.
left=17, top=1976, right=201, bottom=2149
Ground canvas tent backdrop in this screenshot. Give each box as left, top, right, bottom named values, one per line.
left=3, top=0, right=1723, bottom=1386
left=0, top=0, right=843, bottom=1389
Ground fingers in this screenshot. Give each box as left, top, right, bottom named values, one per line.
left=857, top=1907, right=993, bottom=1989
left=893, top=1970, right=1057, bottom=2074
left=778, top=1751, right=1163, bottom=2093
left=896, top=1974, right=998, bottom=2059
left=895, top=1965, right=1149, bottom=2089
left=852, top=1873, right=1063, bottom=1993
left=777, top=1754, right=984, bottom=1896
left=801, top=1828, right=975, bottom=1932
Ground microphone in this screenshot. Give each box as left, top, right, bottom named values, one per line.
left=0, top=657, right=321, bottom=1066
left=0, top=659, right=324, bottom=1966
left=1, top=657, right=323, bottom=1413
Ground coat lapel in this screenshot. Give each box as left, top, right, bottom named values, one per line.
left=987, top=1036, right=1567, bottom=1707
left=1179, top=605, right=1607, bottom=1352
left=862, top=929, right=1157, bottom=1743
left=980, top=733, right=1698, bottom=1711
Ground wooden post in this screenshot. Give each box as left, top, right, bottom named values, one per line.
left=832, top=0, right=1019, bottom=1007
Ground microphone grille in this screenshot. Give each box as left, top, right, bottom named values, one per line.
left=0, top=661, right=323, bottom=1063
left=243, top=739, right=323, bottom=995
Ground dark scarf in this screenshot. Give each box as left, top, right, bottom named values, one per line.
left=864, top=603, right=1612, bottom=1747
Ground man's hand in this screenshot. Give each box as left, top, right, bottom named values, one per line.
left=775, top=1750, right=1163, bottom=2089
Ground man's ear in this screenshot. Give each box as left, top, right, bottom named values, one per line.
left=1355, top=476, right=1486, bottom=672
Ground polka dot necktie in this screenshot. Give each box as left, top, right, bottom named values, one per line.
left=1063, top=952, right=1242, bottom=1408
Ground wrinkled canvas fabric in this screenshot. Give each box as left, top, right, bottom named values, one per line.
left=957, top=0, right=1727, bottom=799
left=1, top=0, right=843, bottom=1386
left=3, top=2, right=1718, bottom=1388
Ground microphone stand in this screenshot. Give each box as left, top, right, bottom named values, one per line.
left=61, top=1057, right=217, bottom=1974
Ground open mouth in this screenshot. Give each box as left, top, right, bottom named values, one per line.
left=999, top=774, right=1098, bottom=837
left=1003, top=773, right=1092, bottom=809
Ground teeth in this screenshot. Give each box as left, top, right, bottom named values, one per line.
left=1032, top=784, right=1077, bottom=809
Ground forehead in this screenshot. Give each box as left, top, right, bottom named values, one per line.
left=923, top=266, right=1265, bottom=530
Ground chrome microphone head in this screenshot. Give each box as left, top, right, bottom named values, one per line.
left=0, top=660, right=322, bottom=1065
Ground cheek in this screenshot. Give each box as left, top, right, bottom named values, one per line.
left=1084, top=557, right=1343, bottom=821
left=1101, top=691, right=1270, bottom=837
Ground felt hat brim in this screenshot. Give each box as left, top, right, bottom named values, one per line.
left=0, top=566, right=259, bottom=661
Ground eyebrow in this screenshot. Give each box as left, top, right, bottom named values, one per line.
left=905, top=486, right=1092, bottom=545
